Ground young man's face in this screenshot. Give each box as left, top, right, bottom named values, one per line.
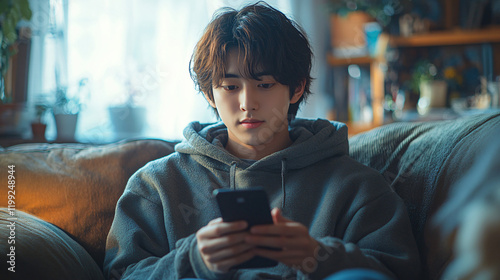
left=205, top=49, right=303, bottom=159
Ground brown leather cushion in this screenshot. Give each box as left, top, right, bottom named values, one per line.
left=0, top=139, right=177, bottom=268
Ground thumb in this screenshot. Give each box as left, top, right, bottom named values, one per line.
left=271, top=207, right=290, bottom=224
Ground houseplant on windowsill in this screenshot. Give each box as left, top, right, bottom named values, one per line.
left=31, top=103, right=50, bottom=141
left=52, top=84, right=83, bottom=141
left=107, top=74, right=147, bottom=140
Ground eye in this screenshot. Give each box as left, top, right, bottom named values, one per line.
left=222, top=85, right=238, bottom=91
left=258, top=83, right=275, bottom=89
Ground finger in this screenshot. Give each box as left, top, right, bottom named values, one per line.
left=204, top=242, right=255, bottom=263
left=250, top=223, right=308, bottom=237
left=198, top=220, right=248, bottom=239
left=199, top=231, right=250, bottom=255
left=209, top=249, right=256, bottom=273
left=208, top=217, right=223, bottom=225
left=271, top=208, right=290, bottom=224
left=245, top=235, right=310, bottom=250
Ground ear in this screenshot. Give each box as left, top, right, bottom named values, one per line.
left=290, top=80, right=305, bottom=104
left=203, top=92, right=217, bottom=108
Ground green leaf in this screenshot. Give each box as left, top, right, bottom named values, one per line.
left=0, top=0, right=9, bottom=15
left=1, top=16, right=12, bottom=40
left=10, top=6, right=21, bottom=25
left=19, top=0, right=32, bottom=20
left=3, top=12, right=17, bottom=45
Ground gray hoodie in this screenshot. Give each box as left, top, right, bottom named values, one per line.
left=104, top=119, right=420, bottom=280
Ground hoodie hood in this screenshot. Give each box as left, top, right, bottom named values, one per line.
left=106, top=118, right=420, bottom=280
left=175, top=118, right=348, bottom=171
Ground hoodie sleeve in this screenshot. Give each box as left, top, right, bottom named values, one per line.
left=298, top=191, right=421, bottom=280
left=103, top=172, right=231, bottom=280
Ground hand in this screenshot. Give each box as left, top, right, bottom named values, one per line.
left=196, top=218, right=256, bottom=273
left=245, top=208, right=320, bottom=273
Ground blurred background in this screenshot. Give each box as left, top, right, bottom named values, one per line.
left=1, top=0, right=499, bottom=144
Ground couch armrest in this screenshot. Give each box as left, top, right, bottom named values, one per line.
left=349, top=112, right=500, bottom=279
left=0, top=139, right=178, bottom=268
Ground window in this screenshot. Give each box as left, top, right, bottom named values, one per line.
left=28, top=0, right=328, bottom=142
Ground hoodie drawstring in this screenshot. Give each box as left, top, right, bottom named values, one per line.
left=281, top=158, right=287, bottom=210
left=230, top=162, right=237, bottom=190
left=228, top=159, right=287, bottom=210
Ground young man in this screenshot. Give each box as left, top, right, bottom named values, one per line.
left=104, top=2, right=420, bottom=279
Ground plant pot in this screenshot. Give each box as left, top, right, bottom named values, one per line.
left=108, top=106, right=146, bottom=139
left=417, top=80, right=448, bottom=115
left=31, top=122, right=47, bottom=141
left=54, top=113, right=79, bottom=141
left=330, top=11, right=373, bottom=58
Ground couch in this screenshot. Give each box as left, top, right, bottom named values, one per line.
left=0, top=112, right=499, bottom=280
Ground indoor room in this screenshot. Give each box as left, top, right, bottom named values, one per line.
left=1, top=1, right=499, bottom=279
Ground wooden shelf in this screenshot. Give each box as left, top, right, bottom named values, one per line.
left=389, top=26, right=500, bottom=47
left=327, top=54, right=374, bottom=66
left=327, top=53, right=389, bottom=66
left=328, top=3, right=500, bottom=135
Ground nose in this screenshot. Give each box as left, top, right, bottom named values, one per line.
left=239, top=87, right=258, bottom=111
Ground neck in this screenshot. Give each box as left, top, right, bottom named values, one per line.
left=225, top=134, right=292, bottom=160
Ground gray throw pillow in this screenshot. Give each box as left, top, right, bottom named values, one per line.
left=0, top=208, right=104, bottom=280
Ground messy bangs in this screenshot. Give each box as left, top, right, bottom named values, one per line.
left=211, top=10, right=289, bottom=86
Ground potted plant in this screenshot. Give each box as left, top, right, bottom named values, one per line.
left=411, top=60, right=447, bottom=115
left=31, top=103, right=50, bottom=140
left=108, top=71, right=148, bottom=140
left=52, top=81, right=85, bottom=141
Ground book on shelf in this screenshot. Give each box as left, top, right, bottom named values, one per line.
left=462, top=0, right=490, bottom=29
left=331, top=65, right=373, bottom=124
left=347, top=65, right=373, bottom=123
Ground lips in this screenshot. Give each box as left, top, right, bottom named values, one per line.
left=240, top=118, right=264, bottom=129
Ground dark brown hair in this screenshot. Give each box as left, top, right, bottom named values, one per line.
left=189, top=1, right=313, bottom=120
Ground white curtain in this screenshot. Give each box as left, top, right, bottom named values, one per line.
left=28, top=0, right=330, bottom=142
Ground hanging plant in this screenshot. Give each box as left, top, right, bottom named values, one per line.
left=0, top=0, right=32, bottom=103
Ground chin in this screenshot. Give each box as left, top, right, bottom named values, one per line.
left=242, top=138, right=269, bottom=148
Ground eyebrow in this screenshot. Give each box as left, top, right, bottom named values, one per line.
left=223, top=71, right=272, bottom=79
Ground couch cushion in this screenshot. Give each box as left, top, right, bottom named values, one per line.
left=0, top=208, right=104, bottom=280
left=0, top=139, right=177, bottom=269
left=349, top=112, right=500, bottom=279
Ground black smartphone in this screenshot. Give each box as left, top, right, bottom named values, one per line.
left=212, top=187, right=278, bottom=269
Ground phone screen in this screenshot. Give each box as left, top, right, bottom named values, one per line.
left=213, top=187, right=273, bottom=228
